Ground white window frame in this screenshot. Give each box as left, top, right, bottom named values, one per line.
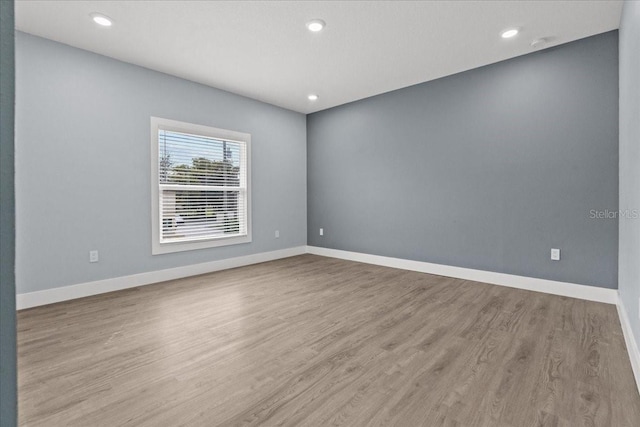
left=150, top=117, right=251, bottom=255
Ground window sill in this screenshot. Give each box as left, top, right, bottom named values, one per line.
left=152, top=234, right=252, bottom=255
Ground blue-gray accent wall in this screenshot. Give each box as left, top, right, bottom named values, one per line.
left=307, top=31, right=619, bottom=289
left=15, top=32, right=307, bottom=294
left=0, top=1, right=16, bottom=425
left=619, top=1, right=640, bottom=347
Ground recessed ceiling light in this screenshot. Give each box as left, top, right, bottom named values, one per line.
left=306, top=19, right=326, bottom=32
left=90, top=13, right=113, bottom=27
left=500, top=28, right=519, bottom=39
left=308, top=94, right=319, bottom=101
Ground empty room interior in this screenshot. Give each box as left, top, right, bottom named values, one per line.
left=4, top=0, right=640, bottom=425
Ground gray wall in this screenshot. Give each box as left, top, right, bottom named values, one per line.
left=619, top=1, right=640, bottom=346
left=0, top=1, right=16, bottom=425
left=15, top=32, right=307, bottom=294
left=308, top=31, right=619, bottom=289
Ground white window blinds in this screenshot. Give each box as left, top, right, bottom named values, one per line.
left=157, top=127, right=248, bottom=245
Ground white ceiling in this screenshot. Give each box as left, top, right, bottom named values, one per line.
left=16, top=1, right=623, bottom=114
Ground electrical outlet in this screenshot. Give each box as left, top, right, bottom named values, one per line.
left=319, top=228, right=324, bottom=236
left=275, top=230, right=280, bottom=238
left=89, top=250, right=99, bottom=263
left=550, top=248, right=560, bottom=261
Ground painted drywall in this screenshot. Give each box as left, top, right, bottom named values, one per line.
left=308, top=31, right=619, bottom=289
left=619, top=0, right=640, bottom=346
left=0, top=1, right=16, bottom=425
left=15, top=32, right=307, bottom=294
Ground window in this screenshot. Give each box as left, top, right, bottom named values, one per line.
left=151, top=117, right=251, bottom=254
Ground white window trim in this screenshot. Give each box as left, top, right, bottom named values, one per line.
left=150, top=117, right=252, bottom=255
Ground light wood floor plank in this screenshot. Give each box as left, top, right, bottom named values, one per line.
left=18, top=254, right=640, bottom=426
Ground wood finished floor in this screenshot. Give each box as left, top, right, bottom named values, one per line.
left=18, top=254, right=640, bottom=426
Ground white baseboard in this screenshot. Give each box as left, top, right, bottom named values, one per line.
left=16, top=246, right=307, bottom=310
left=16, top=244, right=618, bottom=308
left=617, top=298, right=640, bottom=394
left=306, top=246, right=618, bottom=304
